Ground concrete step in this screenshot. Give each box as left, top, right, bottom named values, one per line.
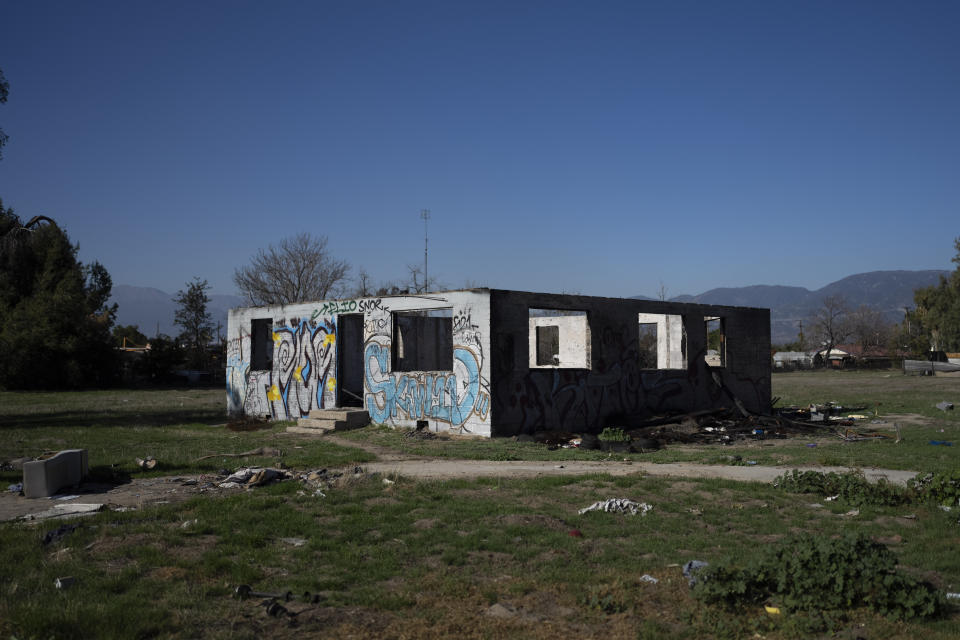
left=307, top=409, right=370, bottom=427
left=294, top=418, right=340, bottom=431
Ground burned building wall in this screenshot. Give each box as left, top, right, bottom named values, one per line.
left=488, top=289, right=771, bottom=437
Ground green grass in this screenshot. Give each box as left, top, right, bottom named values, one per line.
left=2, top=472, right=959, bottom=639
left=2, top=374, right=960, bottom=638
left=0, top=389, right=374, bottom=483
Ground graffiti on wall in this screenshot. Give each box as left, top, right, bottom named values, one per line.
left=363, top=305, right=491, bottom=431
left=238, top=317, right=337, bottom=418
left=226, top=333, right=249, bottom=414
left=311, top=297, right=385, bottom=321
left=494, top=324, right=768, bottom=434
left=495, top=324, right=686, bottom=433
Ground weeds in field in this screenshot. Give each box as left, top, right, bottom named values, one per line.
left=694, top=534, right=944, bottom=623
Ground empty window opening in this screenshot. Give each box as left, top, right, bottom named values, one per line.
left=528, top=309, right=590, bottom=369
left=393, top=309, right=453, bottom=372
left=637, top=313, right=686, bottom=370
left=705, top=316, right=725, bottom=367
left=536, top=325, right=560, bottom=365
left=250, top=318, right=274, bottom=370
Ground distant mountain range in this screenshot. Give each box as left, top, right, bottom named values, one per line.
left=112, top=269, right=949, bottom=345
left=639, top=270, right=949, bottom=344
left=110, top=285, right=246, bottom=339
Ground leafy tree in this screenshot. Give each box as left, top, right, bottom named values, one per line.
left=0, top=202, right=118, bottom=388
left=233, top=233, right=350, bottom=305
left=113, top=324, right=148, bottom=348
left=808, top=294, right=851, bottom=367
left=173, top=277, right=213, bottom=368
left=906, top=237, right=960, bottom=353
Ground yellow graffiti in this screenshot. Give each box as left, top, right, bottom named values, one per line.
left=272, top=331, right=282, bottom=346
left=324, top=333, right=336, bottom=346
left=294, top=366, right=303, bottom=382
left=267, top=385, right=281, bottom=402
left=327, top=377, right=337, bottom=392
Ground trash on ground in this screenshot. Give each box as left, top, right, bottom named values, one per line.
left=20, top=503, right=105, bottom=521
left=936, top=401, right=955, bottom=412
left=219, top=467, right=292, bottom=489
left=42, top=523, right=80, bottom=546
left=135, top=456, right=157, bottom=470
left=841, top=509, right=860, bottom=517
left=180, top=519, right=198, bottom=529
left=195, top=446, right=282, bottom=462
left=579, top=498, right=652, bottom=516
left=279, top=537, right=307, bottom=547
left=946, top=592, right=960, bottom=600
left=54, top=576, right=75, bottom=590
left=764, top=605, right=781, bottom=615
left=7, top=482, right=23, bottom=493
left=568, top=529, right=583, bottom=537
left=682, top=560, right=709, bottom=586
left=234, top=584, right=294, bottom=601
left=929, top=441, right=953, bottom=446
left=639, top=574, right=659, bottom=584
left=825, top=495, right=839, bottom=502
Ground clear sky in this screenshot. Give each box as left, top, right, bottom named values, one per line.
left=1, top=1, right=957, bottom=299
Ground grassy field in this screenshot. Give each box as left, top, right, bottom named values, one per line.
left=1, top=371, right=959, bottom=639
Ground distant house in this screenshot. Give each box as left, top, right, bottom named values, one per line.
left=813, top=347, right=853, bottom=368
left=772, top=351, right=813, bottom=370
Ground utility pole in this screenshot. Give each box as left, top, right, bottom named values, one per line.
left=420, top=209, right=430, bottom=293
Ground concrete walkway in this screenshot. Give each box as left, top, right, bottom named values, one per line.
left=323, top=435, right=919, bottom=485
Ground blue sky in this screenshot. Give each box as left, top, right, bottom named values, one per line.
left=1, top=1, right=957, bottom=299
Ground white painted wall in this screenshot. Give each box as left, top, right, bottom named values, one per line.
left=227, top=290, right=493, bottom=436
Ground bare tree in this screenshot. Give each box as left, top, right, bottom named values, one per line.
left=848, top=305, right=893, bottom=357
left=405, top=263, right=441, bottom=294
left=233, top=233, right=350, bottom=305
left=809, top=295, right=851, bottom=367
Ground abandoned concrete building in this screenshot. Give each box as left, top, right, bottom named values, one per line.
left=226, top=289, right=771, bottom=437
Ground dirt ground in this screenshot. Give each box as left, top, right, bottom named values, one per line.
left=0, top=434, right=919, bottom=523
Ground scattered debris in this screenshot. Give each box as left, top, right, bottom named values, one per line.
left=682, top=560, right=709, bottom=586
left=195, top=447, right=282, bottom=462
left=946, top=593, right=960, bottom=600
left=764, top=605, right=781, bottom=615
left=135, top=456, right=157, bottom=470
left=929, top=441, right=953, bottom=446
left=7, top=482, right=23, bottom=493
left=180, top=519, right=198, bottom=529
left=279, top=537, right=307, bottom=547
left=234, top=584, right=294, bottom=601
left=218, top=467, right=292, bottom=489
left=42, top=523, right=79, bottom=546
left=579, top=498, right=652, bottom=516
left=568, top=529, right=583, bottom=538
left=639, top=574, right=659, bottom=584
left=19, top=503, right=104, bottom=521
left=936, top=401, right=955, bottom=412
left=841, top=509, right=860, bottom=517
left=54, top=576, right=75, bottom=590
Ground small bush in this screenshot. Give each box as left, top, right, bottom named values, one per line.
left=598, top=427, right=630, bottom=442
left=910, top=470, right=960, bottom=507
left=693, top=534, right=943, bottom=621
left=772, top=470, right=908, bottom=506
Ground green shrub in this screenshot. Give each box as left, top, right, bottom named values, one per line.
left=910, top=470, right=960, bottom=507
left=598, top=427, right=630, bottom=442
left=694, top=534, right=943, bottom=621
left=772, top=470, right=908, bottom=506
